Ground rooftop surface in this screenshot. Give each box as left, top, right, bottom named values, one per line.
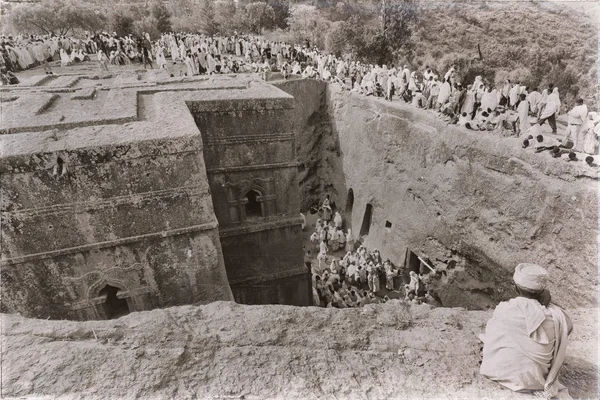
left=1, top=69, right=294, bottom=161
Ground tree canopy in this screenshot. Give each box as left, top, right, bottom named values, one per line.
left=9, top=0, right=106, bottom=36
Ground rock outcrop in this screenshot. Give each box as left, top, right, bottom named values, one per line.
left=2, top=302, right=597, bottom=399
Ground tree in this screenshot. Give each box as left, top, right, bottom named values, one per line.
left=215, top=0, right=238, bottom=34
left=111, top=12, right=135, bottom=37
left=378, top=0, right=420, bottom=64
left=288, top=6, right=330, bottom=50
left=151, top=0, right=172, bottom=34
left=133, top=16, right=161, bottom=40
left=243, top=2, right=276, bottom=34
left=9, top=0, right=106, bottom=36
left=267, top=0, right=290, bottom=29
left=199, top=0, right=220, bottom=35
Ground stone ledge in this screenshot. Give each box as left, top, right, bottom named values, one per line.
left=204, top=133, right=295, bottom=145
left=2, top=185, right=208, bottom=215
left=0, top=222, right=219, bottom=266
left=219, top=215, right=303, bottom=237
left=206, top=161, right=300, bottom=174
left=70, top=87, right=96, bottom=100
left=228, top=266, right=309, bottom=286
left=17, top=74, right=53, bottom=87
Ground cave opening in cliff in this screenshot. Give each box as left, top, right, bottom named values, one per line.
left=405, top=250, right=421, bottom=276
left=99, top=285, right=130, bottom=320
left=359, top=203, right=373, bottom=236
left=345, top=189, right=354, bottom=214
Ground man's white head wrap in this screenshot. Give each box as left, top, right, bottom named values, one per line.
left=513, top=263, right=548, bottom=293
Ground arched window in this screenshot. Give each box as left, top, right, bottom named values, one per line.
left=245, top=190, right=263, bottom=219
left=98, top=284, right=130, bottom=319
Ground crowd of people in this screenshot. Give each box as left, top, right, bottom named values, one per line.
left=2, top=30, right=598, bottom=156
left=305, top=196, right=438, bottom=309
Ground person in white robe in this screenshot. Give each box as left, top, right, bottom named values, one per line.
left=516, top=94, right=531, bottom=135
left=184, top=53, right=195, bottom=76
left=437, top=79, right=452, bottom=108
left=461, top=85, right=475, bottom=116
left=59, top=48, right=71, bottom=67
left=207, top=53, right=216, bottom=74
left=578, top=112, right=600, bottom=155
left=97, top=50, right=109, bottom=72
left=156, top=47, right=168, bottom=70
left=480, top=263, right=572, bottom=399
left=330, top=228, right=339, bottom=251
left=405, top=271, right=423, bottom=299
left=345, top=229, right=354, bottom=252
left=334, top=212, right=343, bottom=229
left=527, top=88, right=542, bottom=114
left=444, top=65, right=455, bottom=85
left=321, top=196, right=332, bottom=222
left=385, top=262, right=397, bottom=290
left=509, top=83, right=521, bottom=108
left=317, top=240, right=328, bottom=270
left=538, top=88, right=560, bottom=134
left=537, top=89, right=549, bottom=118
left=480, top=87, right=496, bottom=113
left=337, top=229, right=346, bottom=249
left=565, top=99, right=588, bottom=152
left=170, top=38, right=180, bottom=62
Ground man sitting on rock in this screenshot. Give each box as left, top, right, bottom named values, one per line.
left=480, top=263, right=572, bottom=399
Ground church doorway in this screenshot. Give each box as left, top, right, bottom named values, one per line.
left=345, top=189, right=354, bottom=214
left=99, top=285, right=130, bottom=319
left=359, top=203, right=373, bottom=237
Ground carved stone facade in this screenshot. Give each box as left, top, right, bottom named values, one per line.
left=0, top=72, right=308, bottom=320
left=190, top=95, right=310, bottom=306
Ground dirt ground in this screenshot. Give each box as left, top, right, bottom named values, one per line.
left=2, top=302, right=597, bottom=400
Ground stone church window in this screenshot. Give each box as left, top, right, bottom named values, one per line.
left=245, top=190, right=263, bottom=219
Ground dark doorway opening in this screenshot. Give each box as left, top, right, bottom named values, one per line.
left=406, top=250, right=421, bottom=274
left=245, top=190, right=262, bottom=219
left=359, top=203, right=373, bottom=237
left=345, top=189, right=354, bottom=214
left=99, top=285, right=129, bottom=319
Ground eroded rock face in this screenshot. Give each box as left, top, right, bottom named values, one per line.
left=1, top=302, right=597, bottom=399
left=276, top=80, right=597, bottom=310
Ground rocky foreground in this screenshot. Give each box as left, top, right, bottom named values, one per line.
left=2, top=301, right=597, bottom=399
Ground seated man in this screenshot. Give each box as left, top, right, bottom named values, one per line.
left=480, top=263, right=572, bottom=399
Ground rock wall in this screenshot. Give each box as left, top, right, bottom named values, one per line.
left=0, top=128, right=233, bottom=320
left=276, top=79, right=597, bottom=309
left=330, top=86, right=598, bottom=309
left=2, top=302, right=597, bottom=399
left=273, top=79, right=348, bottom=212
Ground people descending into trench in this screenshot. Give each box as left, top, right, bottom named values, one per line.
left=480, top=263, right=572, bottom=399
left=307, top=206, right=435, bottom=308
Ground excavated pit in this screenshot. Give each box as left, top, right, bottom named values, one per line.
left=1, top=71, right=598, bottom=399
left=273, top=78, right=598, bottom=311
